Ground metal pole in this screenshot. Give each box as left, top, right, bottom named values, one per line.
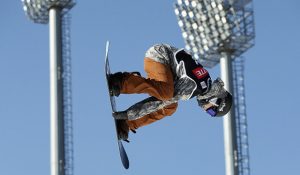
left=220, top=52, right=239, bottom=175
left=49, top=7, right=65, bottom=175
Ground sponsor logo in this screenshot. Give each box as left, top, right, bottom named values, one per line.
left=192, top=67, right=208, bottom=79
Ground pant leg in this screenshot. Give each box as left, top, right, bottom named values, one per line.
left=121, top=53, right=176, bottom=130
left=120, top=58, right=174, bottom=101
left=127, top=102, right=178, bottom=130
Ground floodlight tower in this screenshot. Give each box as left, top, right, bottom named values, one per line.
left=21, top=1, right=75, bottom=175
left=174, top=0, right=255, bottom=175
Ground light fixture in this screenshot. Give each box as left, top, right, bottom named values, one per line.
left=174, top=0, right=255, bottom=67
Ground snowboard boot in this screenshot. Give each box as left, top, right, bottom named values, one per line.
left=113, top=111, right=136, bottom=141
left=108, top=72, right=127, bottom=97
left=115, top=120, right=129, bottom=141
left=108, top=71, right=141, bottom=97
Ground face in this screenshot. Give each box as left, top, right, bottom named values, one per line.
left=201, top=98, right=220, bottom=117
left=202, top=102, right=215, bottom=111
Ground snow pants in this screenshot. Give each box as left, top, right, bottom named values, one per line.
left=120, top=57, right=178, bottom=130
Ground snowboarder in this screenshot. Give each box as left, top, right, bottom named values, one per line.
left=108, top=44, right=232, bottom=141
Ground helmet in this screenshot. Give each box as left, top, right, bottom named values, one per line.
left=197, top=78, right=233, bottom=117
left=205, top=92, right=232, bottom=117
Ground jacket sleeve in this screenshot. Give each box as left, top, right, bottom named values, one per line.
left=126, top=96, right=179, bottom=121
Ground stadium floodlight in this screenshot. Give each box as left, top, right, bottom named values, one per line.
left=21, top=1, right=75, bottom=175
left=174, top=0, right=254, bottom=68
left=174, top=0, right=255, bottom=175
left=22, top=0, right=75, bottom=24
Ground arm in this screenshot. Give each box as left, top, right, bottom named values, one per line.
left=126, top=96, right=179, bottom=121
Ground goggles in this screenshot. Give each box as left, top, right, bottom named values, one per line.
left=205, top=97, right=221, bottom=117
left=206, top=107, right=217, bottom=117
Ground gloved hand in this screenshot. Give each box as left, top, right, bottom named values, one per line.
left=197, top=78, right=232, bottom=117
left=197, top=78, right=227, bottom=100
left=197, top=78, right=226, bottom=117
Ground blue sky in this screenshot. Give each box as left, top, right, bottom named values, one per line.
left=1, top=0, right=300, bottom=175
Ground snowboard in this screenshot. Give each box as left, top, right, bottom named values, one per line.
left=104, top=41, right=130, bottom=169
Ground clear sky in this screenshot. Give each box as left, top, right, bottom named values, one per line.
left=1, top=0, right=300, bottom=175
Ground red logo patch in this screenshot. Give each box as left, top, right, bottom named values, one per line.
left=192, top=67, right=208, bottom=79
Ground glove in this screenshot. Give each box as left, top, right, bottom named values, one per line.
left=197, top=78, right=227, bottom=100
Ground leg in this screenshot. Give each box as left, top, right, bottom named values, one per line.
left=127, top=102, right=178, bottom=130
left=120, top=58, right=174, bottom=101
left=114, top=96, right=179, bottom=137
